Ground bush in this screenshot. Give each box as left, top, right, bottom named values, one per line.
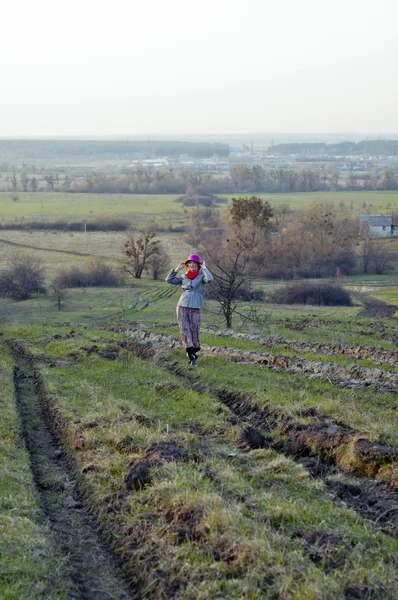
left=0, top=218, right=129, bottom=232
left=54, top=260, right=120, bottom=288
left=1, top=254, right=46, bottom=300
left=271, top=283, right=352, bottom=306
left=233, top=288, right=265, bottom=301
left=176, top=195, right=219, bottom=207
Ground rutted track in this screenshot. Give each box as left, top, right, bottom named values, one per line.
left=120, top=332, right=398, bottom=536
left=5, top=339, right=134, bottom=600
left=201, top=327, right=398, bottom=367
left=124, top=328, right=398, bottom=393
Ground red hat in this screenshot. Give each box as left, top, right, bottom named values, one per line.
left=185, top=254, right=201, bottom=265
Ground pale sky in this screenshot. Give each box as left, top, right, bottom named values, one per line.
left=2, top=0, right=398, bottom=136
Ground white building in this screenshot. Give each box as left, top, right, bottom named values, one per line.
left=359, top=215, right=397, bottom=238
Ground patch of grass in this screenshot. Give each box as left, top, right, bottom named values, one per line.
left=1, top=283, right=180, bottom=326
left=0, top=344, right=68, bottom=600
left=369, top=287, right=398, bottom=306
left=0, top=191, right=183, bottom=222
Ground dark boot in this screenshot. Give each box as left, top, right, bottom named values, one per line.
left=191, top=346, right=200, bottom=365
left=186, top=347, right=197, bottom=367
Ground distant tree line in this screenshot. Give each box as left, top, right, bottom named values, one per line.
left=0, top=139, right=229, bottom=160
left=228, top=165, right=398, bottom=192
left=4, top=164, right=398, bottom=196
left=270, top=140, right=398, bottom=156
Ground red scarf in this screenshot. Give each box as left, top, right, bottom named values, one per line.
left=186, top=270, right=199, bottom=280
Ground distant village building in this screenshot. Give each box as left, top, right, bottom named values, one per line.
left=359, top=214, right=397, bottom=238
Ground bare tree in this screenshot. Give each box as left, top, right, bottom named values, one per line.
left=44, top=173, right=56, bottom=191
left=380, top=168, right=398, bottom=190
left=124, top=229, right=161, bottom=279
left=203, top=197, right=272, bottom=328
left=51, top=282, right=68, bottom=311
left=11, top=172, right=18, bottom=192
left=186, top=206, right=221, bottom=247
left=146, top=245, right=171, bottom=280
left=20, top=171, right=29, bottom=192
left=229, top=164, right=252, bottom=192
left=368, top=241, right=396, bottom=274
left=359, top=221, right=372, bottom=274
left=266, top=201, right=356, bottom=278
left=272, top=202, right=291, bottom=232
left=3, top=254, right=46, bottom=300
left=29, top=177, right=38, bottom=192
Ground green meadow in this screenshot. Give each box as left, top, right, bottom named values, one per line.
left=1, top=189, right=398, bottom=225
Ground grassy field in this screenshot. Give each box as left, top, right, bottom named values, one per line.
left=0, top=229, right=193, bottom=282
left=1, top=319, right=397, bottom=599
left=1, top=190, right=398, bottom=226
left=0, top=192, right=183, bottom=223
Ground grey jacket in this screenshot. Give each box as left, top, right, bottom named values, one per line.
left=166, top=266, right=213, bottom=309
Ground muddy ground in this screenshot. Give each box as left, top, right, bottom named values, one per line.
left=7, top=340, right=135, bottom=600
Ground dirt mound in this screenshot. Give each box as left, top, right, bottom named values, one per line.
left=201, top=327, right=398, bottom=367
left=327, top=479, right=398, bottom=537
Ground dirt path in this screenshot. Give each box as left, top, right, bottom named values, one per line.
left=0, top=235, right=115, bottom=262
left=6, top=339, right=134, bottom=600
left=351, top=291, right=398, bottom=318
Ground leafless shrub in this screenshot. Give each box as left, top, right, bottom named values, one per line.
left=54, top=259, right=120, bottom=288
left=271, top=283, right=352, bottom=306
left=1, top=254, right=46, bottom=300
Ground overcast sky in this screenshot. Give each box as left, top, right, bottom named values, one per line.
left=2, top=0, right=397, bottom=137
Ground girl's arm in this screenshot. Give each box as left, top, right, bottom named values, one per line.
left=165, top=262, right=185, bottom=285
left=200, top=260, right=213, bottom=283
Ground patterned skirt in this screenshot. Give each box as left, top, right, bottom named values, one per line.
left=176, top=306, right=202, bottom=348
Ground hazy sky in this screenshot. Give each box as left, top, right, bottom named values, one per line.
left=2, top=0, right=398, bottom=136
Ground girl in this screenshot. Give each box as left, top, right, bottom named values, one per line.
left=166, top=254, right=213, bottom=366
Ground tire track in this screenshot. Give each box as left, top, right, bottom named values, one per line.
left=6, top=339, right=134, bottom=600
